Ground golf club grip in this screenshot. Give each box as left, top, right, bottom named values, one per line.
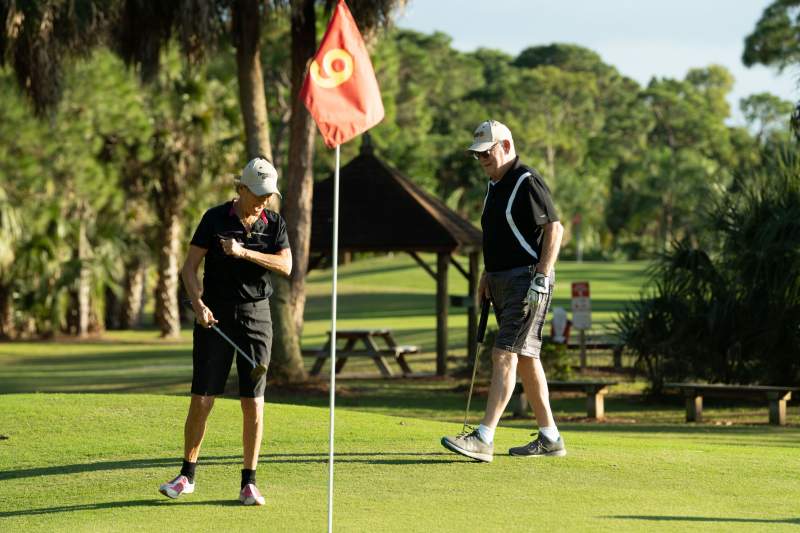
left=476, top=298, right=490, bottom=343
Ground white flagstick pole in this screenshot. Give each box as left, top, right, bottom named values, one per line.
left=328, top=143, right=341, bottom=533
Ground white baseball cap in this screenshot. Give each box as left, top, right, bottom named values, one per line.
left=239, top=157, right=281, bottom=198
left=467, top=120, right=513, bottom=152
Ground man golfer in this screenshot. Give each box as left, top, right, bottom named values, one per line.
left=442, top=120, right=565, bottom=462
left=159, top=156, right=291, bottom=504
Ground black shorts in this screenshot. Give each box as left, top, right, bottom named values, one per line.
left=487, top=265, right=554, bottom=358
left=191, top=300, right=272, bottom=398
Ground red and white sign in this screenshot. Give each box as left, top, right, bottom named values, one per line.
left=571, top=281, right=591, bottom=330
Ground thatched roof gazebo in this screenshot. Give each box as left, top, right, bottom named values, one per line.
left=309, top=138, right=482, bottom=375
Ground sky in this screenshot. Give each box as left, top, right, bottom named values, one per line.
left=395, top=0, right=798, bottom=125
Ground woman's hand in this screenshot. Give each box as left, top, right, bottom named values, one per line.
left=220, top=237, right=246, bottom=258
left=192, top=301, right=218, bottom=328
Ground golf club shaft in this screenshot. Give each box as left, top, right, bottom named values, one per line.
left=210, top=324, right=258, bottom=369
left=463, top=298, right=491, bottom=431
left=476, top=298, right=490, bottom=343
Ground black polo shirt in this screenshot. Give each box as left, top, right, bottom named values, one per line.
left=190, top=201, right=290, bottom=304
left=481, top=158, right=559, bottom=273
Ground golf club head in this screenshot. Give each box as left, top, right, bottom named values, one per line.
left=249, top=364, right=268, bottom=381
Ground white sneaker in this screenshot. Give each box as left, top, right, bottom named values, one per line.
left=239, top=483, right=265, bottom=506
left=159, top=475, right=195, bottom=499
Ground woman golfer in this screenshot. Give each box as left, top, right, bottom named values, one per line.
left=159, top=156, right=292, bottom=506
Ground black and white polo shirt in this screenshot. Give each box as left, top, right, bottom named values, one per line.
left=480, top=158, right=559, bottom=273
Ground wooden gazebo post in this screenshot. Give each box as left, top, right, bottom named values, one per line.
left=436, top=252, right=449, bottom=376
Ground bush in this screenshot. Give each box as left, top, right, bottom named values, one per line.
left=617, top=146, right=800, bottom=392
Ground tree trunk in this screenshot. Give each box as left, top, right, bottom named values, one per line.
left=121, top=257, right=147, bottom=329
left=105, top=285, right=121, bottom=330
left=233, top=0, right=272, bottom=161
left=77, top=210, right=91, bottom=338
left=154, top=167, right=182, bottom=339
left=0, top=282, right=15, bottom=339
left=89, top=294, right=105, bottom=334
left=269, top=276, right=308, bottom=382
left=232, top=0, right=307, bottom=382
left=284, top=0, right=317, bottom=335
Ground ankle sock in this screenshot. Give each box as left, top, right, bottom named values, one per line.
left=241, top=468, right=256, bottom=489
left=477, top=424, right=495, bottom=444
left=539, top=426, right=560, bottom=442
left=180, top=460, right=196, bottom=483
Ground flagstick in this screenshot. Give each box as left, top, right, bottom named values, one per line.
left=327, top=143, right=341, bottom=533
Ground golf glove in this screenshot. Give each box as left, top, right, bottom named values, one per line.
left=525, top=272, right=549, bottom=312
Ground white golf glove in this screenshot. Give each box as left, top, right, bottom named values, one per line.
left=525, top=272, right=549, bottom=312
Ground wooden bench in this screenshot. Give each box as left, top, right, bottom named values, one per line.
left=306, top=329, right=418, bottom=378
left=664, top=383, right=800, bottom=426
left=511, top=380, right=617, bottom=420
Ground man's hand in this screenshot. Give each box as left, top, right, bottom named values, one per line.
left=192, top=301, right=218, bottom=328
left=220, top=237, right=245, bottom=258
left=525, top=271, right=549, bottom=312
left=478, top=272, right=490, bottom=301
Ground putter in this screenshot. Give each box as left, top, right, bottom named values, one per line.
left=210, top=324, right=268, bottom=381
left=461, top=297, right=491, bottom=434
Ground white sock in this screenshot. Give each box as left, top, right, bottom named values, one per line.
left=477, top=424, right=495, bottom=444
left=539, top=426, right=559, bottom=442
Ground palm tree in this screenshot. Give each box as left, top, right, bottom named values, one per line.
left=0, top=185, right=21, bottom=338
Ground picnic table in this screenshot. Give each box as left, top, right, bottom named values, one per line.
left=306, top=329, right=419, bottom=378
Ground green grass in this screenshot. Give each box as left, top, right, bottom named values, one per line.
left=1, top=256, right=800, bottom=530
left=1, top=394, right=799, bottom=532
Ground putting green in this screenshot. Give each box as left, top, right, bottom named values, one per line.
left=1, top=394, right=799, bottom=532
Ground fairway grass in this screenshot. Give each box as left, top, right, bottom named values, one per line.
left=1, top=394, right=799, bottom=532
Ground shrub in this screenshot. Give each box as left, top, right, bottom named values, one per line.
left=617, top=146, right=800, bottom=392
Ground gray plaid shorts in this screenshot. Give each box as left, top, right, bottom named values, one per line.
left=487, top=265, right=554, bottom=358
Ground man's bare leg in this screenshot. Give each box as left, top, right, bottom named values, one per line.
left=517, top=356, right=555, bottom=427
left=440, top=347, right=518, bottom=462
left=480, top=348, right=519, bottom=431
left=510, top=356, right=565, bottom=456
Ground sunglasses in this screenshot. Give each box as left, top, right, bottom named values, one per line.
left=471, top=142, right=498, bottom=160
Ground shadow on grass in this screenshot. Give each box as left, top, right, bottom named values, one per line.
left=0, top=453, right=462, bottom=482
left=263, top=452, right=464, bottom=465
left=0, top=376, right=192, bottom=395
left=20, top=348, right=189, bottom=367
left=606, top=515, right=800, bottom=526
left=0, top=499, right=174, bottom=518
left=0, top=457, right=220, bottom=482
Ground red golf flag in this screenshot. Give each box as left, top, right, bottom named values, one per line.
left=300, top=0, right=384, bottom=148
